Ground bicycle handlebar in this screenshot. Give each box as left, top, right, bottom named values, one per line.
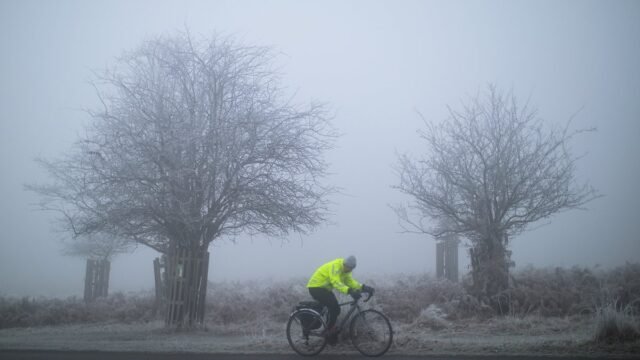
left=339, top=290, right=373, bottom=306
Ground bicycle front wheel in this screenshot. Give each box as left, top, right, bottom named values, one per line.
left=286, top=309, right=327, bottom=356
left=349, top=309, right=393, bottom=357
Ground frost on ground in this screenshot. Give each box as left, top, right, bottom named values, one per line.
left=0, top=321, right=246, bottom=353
left=1, top=315, right=638, bottom=356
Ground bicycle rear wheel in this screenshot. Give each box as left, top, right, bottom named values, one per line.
left=286, top=309, right=327, bottom=356
left=349, top=309, right=393, bottom=357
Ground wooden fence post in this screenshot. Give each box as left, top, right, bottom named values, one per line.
left=99, top=259, right=110, bottom=297
left=445, top=238, right=458, bottom=282
left=436, top=242, right=445, bottom=278
left=84, top=259, right=95, bottom=302
left=198, top=252, right=210, bottom=324
left=436, top=235, right=459, bottom=282
left=153, top=257, right=164, bottom=315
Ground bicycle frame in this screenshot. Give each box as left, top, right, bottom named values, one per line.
left=326, top=292, right=373, bottom=333
left=335, top=300, right=361, bottom=330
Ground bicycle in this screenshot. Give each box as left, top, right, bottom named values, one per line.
left=286, top=292, right=393, bottom=357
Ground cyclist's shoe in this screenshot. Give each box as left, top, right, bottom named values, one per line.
left=326, top=332, right=338, bottom=346
left=321, top=325, right=336, bottom=336
left=323, top=326, right=339, bottom=345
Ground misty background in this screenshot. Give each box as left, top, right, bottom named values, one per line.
left=1, top=0, right=638, bottom=298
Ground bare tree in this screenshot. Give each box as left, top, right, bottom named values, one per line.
left=63, top=232, right=133, bottom=261
left=27, top=32, right=336, bottom=327
left=393, top=86, right=599, bottom=306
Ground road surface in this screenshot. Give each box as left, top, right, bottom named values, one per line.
left=0, top=351, right=630, bottom=360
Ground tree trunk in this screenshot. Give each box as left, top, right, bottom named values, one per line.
left=164, top=244, right=209, bottom=328
left=469, top=234, right=510, bottom=314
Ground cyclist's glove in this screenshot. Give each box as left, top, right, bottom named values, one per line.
left=348, top=288, right=362, bottom=300
left=361, top=284, right=375, bottom=295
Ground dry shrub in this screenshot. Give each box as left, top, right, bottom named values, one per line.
left=600, top=263, right=640, bottom=313
left=414, top=304, right=450, bottom=330
left=593, top=301, right=640, bottom=343
left=373, top=263, right=640, bottom=321
left=496, top=263, right=640, bottom=317
left=366, top=273, right=486, bottom=322
left=205, top=278, right=307, bottom=330
left=498, top=265, right=599, bottom=316
left=0, top=292, right=155, bottom=328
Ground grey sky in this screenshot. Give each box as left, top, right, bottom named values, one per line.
left=1, top=0, right=639, bottom=297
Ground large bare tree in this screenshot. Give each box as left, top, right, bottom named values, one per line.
left=27, top=32, right=336, bottom=326
left=393, top=87, right=599, bottom=306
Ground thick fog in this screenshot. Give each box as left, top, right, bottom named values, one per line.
left=1, top=0, right=639, bottom=297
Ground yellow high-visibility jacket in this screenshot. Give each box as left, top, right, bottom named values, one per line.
left=307, top=258, right=363, bottom=294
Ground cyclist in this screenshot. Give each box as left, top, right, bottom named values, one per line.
left=306, top=255, right=375, bottom=344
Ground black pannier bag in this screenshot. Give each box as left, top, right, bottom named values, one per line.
left=296, top=301, right=324, bottom=330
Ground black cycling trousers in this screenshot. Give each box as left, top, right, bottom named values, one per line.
left=308, top=287, right=340, bottom=329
